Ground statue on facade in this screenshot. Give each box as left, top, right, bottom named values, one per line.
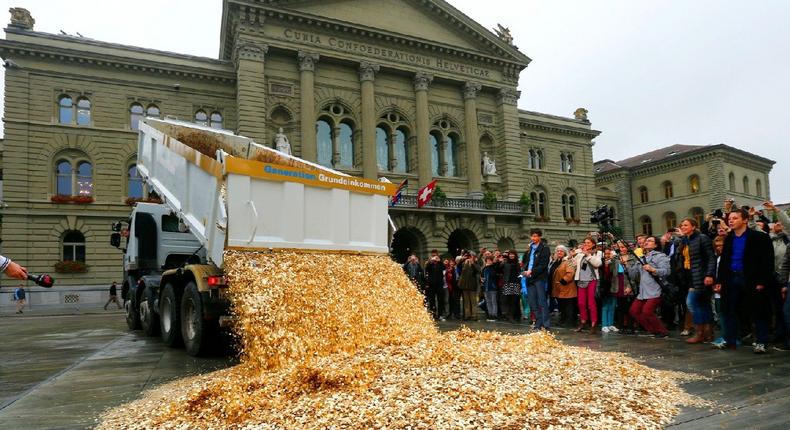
left=274, top=127, right=291, bottom=155
left=9, top=7, right=35, bottom=30
left=482, top=152, right=497, bottom=176
left=574, top=108, right=589, bottom=122
left=493, top=24, right=514, bottom=45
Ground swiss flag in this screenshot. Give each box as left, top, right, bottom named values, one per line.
left=417, top=180, right=438, bottom=208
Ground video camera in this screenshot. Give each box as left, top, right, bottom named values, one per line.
left=590, top=204, right=616, bottom=231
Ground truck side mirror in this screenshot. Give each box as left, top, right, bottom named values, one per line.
left=110, top=233, right=121, bottom=248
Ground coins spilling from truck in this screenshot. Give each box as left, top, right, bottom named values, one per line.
left=98, top=249, right=706, bottom=429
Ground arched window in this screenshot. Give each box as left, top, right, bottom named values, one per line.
left=446, top=134, right=459, bottom=177
left=130, top=103, right=144, bottom=131
left=530, top=189, right=547, bottom=218
left=316, top=119, right=333, bottom=168
left=664, top=212, right=677, bottom=230
left=194, top=110, right=208, bottom=126
left=690, top=207, right=705, bottom=226
left=209, top=111, right=223, bottom=129
left=689, top=175, right=701, bottom=194
left=54, top=153, right=93, bottom=197
left=62, top=231, right=86, bottom=263
left=76, top=97, right=91, bottom=126
left=430, top=133, right=441, bottom=177
left=743, top=176, right=750, bottom=194
left=663, top=181, right=674, bottom=199
left=56, top=160, right=72, bottom=196
left=146, top=104, right=160, bottom=118
left=376, top=125, right=389, bottom=171
left=76, top=161, right=93, bottom=196
left=640, top=216, right=653, bottom=236
left=562, top=190, right=577, bottom=220
left=756, top=179, right=763, bottom=198
left=638, top=186, right=649, bottom=204
left=393, top=128, right=409, bottom=173
left=127, top=164, right=144, bottom=199
left=728, top=172, right=736, bottom=190
left=58, top=95, right=73, bottom=124
left=338, top=122, right=354, bottom=168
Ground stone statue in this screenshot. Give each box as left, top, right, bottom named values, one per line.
left=493, top=24, right=514, bottom=45
left=9, top=7, right=35, bottom=30
left=482, top=152, right=497, bottom=176
left=574, top=108, right=589, bottom=121
left=274, top=127, right=291, bottom=155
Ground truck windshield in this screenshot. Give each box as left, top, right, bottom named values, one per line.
left=161, top=214, right=181, bottom=233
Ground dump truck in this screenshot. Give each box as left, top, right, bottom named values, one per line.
left=113, top=118, right=396, bottom=356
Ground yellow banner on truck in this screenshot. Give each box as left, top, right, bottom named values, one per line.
left=224, top=157, right=398, bottom=197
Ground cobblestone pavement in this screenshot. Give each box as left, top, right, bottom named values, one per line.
left=0, top=313, right=788, bottom=429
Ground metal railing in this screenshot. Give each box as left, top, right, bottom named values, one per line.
left=392, top=195, right=528, bottom=214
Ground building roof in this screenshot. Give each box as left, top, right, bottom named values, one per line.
left=594, top=143, right=774, bottom=174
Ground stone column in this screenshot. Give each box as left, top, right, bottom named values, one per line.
left=496, top=87, right=523, bottom=200
left=414, top=73, right=434, bottom=187
left=298, top=51, right=319, bottom=162
left=463, top=81, right=483, bottom=198
left=233, top=41, right=268, bottom=143
left=359, top=62, right=380, bottom=179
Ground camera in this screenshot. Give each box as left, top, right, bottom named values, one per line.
left=713, top=209, right=724, bottom=218
left=590, top=205, right=616, bottom=230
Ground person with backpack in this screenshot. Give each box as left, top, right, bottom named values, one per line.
left=13, top=284, right=26, bottom=314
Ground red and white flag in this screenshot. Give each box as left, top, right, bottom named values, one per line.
left=417, top=179, right=437, bottom=208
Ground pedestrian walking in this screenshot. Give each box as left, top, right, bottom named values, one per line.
left=104, top=281, right=122, bottom=310
left=13, top=284, right=26, bottom=314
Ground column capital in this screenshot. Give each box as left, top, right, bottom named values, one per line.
left=463, top=81, right=482, bottom=100
left=298, top=51, right=320, bottom=72
left=359, top=62, right=381, bottom=82
left=497, top=88, right=520, bottom=105
left=233, top=41, right=268, bottom=64
left=413, top=72, right=434, bottom=91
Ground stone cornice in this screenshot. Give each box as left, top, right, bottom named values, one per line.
left=221, top=1, right=529, bottom=71
left=520, top=118, right=601, bottom=139
left=0, top=36, right=235, bottom=83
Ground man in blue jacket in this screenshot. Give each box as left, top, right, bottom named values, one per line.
left=522, top=229, right=551, bottom=330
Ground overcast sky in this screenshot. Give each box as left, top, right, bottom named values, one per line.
left=1, top=0, right=788, bottom=201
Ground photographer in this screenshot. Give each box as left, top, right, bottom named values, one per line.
left=622, top=236, right=671, bottom=338
left=572, top=236, right=603, bottom=333
left=0, top=254, right=29, bottom=280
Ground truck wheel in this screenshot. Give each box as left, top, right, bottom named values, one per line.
left=140, top=287, right=160, bottom=337
left=160, top=283, right=182, bottom=347
left=125, top=293, right=141, bottom=331
left=181, top=282, right=208, bottom=356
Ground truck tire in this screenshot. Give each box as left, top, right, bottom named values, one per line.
left=160, top=283, right=182, bottom=347
left=125, top=293, right=141, bottom=330
left=140, top=286, right=160, bottom=337
left=181, top=282, right=209, bottom=356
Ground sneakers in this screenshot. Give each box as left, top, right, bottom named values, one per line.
left=608, top=326, right=619, bottom=333
left=680, top=329, right=691, bottom=336
left=601, top=327, right=610, bottom=333
left=653, top=333, right=670, bottom=339
left=711, top=337, right=726, bottom=347
left=439, top=317, right=446, bottom=322
left=754, top=344, right=766, bottom=354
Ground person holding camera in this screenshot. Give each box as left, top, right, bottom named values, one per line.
left=714, top=208, right=775, bottom=353
left=622, top=236, right=671, bottom=338
left=572, top=236, right=603, bottom=334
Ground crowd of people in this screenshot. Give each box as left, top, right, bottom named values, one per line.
left=403, top=199, right=790, bottom=354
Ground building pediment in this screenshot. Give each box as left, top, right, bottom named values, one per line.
left=221, top=0, right=530, bottom=68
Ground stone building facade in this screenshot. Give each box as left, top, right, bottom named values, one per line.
left=594, top=144, right=775, bottom=239
left=0, top=1, right=600, bottom=288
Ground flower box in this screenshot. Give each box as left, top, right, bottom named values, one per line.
left=54, top=260, right=89, bottom=274
left=125, top=196, right=163, bottom=206
left=50, top=195, right=94, bottom=204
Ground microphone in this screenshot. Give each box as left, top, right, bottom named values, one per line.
left=28, top=273, right=55, bottom=288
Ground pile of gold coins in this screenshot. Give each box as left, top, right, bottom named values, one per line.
left=98, top=251, right=705, bottom=429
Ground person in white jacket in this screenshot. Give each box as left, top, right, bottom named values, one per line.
left=0, top=254, right=28, bottom=280
left=571, top=237, right=603, bottom=333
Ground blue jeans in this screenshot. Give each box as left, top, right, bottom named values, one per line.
left=687, top=289, right=713, bottom=324
left=528, top=279, right=550, bottom=329
left=601, top=296, right=616, bottom=327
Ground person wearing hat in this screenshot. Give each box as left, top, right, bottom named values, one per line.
left=550, top=245, right=577, bottom=327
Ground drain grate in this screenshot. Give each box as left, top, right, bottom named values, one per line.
left=64, top=294, right=80, bottom=303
